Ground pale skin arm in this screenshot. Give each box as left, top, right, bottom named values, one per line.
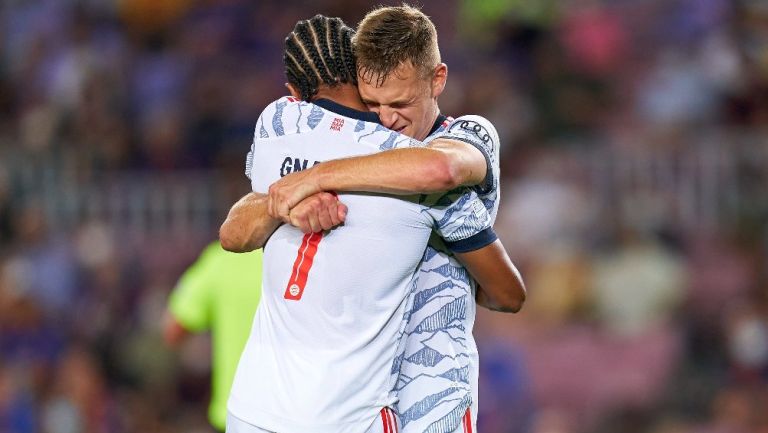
left=219, top=191, right=348, bottom=251
left=220, top=192, right=280, bottom=252
left=455, top=240, right=526, bottom=313
left=267, top=139, right=487, bottom=221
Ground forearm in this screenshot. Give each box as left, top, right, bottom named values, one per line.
left=456, top=240, right=526, bottom=313
left=314, top=139, right=485, bottom=195
left=220, top=192, right=281, bottom=252
left=475, top=287, right=502, bottom=312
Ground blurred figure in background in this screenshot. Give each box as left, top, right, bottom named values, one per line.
left=164, top=242, right=263, bottom=432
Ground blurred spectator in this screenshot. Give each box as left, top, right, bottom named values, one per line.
left=590, top=227, right=686, bottom=336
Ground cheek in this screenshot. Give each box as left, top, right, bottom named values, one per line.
left=400, top=108, right=419, bottom=122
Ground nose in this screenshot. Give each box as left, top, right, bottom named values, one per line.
left=378, top=106, right=399, bottom=129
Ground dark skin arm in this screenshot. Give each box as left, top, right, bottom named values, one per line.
left=456, top=240, right=526, bottom=313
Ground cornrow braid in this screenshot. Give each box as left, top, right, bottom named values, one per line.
left=311, top=16, right=337, bottom=81
left=297, top=20, right=335, bottom=85
left=339, top=26, right=357, bottom=83
left=326, top=18, right=345, bottom=81
left=284, top=35, right=317, bottom=101
left=283, top=15, right=357, bottom=101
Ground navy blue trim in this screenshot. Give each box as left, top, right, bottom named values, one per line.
left=442, top=135, right=494, bottom=194
left=314, top=98, right=381, bottom=124
left=428, top=114, right=448, bottom=136
left=445, top=227, right=497, bottom=253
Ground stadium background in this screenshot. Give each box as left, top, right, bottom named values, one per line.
left=1, top=0, right=767, bottom=432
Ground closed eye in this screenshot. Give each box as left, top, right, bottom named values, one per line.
left=389, top=98, right=416, bottom=109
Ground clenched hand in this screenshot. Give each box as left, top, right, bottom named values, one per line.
left=286, top=192, right=347, bottom=233
left=268, top=167, right=323, bottom=221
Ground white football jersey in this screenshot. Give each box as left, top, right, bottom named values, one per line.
left=393, top=114, right=502, bottom=433
left=228, top=97, right=497, bottom=433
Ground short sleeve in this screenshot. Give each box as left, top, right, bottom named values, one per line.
left=168, top=244, right=219, bottom=332
left=245, top=97, right=297, bottom=180
left=435, top=116, right=499, bottom=195
left=420, top=188, right=498, bottom=253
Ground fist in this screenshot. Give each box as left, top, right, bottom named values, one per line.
left=288, top=192, right=347, bottom=233
left=268, top=168, right=322, bottom=221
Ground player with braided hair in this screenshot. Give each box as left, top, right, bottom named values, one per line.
left=283, top=15, right=356, bottom=101
left=242, top=5, right=525, bottom=433
left=224, top=12, right=523, bottom=433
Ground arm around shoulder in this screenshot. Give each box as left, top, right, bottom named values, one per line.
left=311, top=140, right=487, bottom=195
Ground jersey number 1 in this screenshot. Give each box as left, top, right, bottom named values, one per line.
left=284, top=231, right=324, bottom=300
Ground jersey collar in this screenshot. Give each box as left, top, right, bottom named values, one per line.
left=428, top=114, right=448, bottom=136
left=314, top=98, right=381, bottom=124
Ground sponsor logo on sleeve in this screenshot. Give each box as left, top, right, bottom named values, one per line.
left=448, top=120, right=491, bottom=145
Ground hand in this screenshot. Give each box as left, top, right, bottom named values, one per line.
left=268, top=168, right=322, bottom=221
left=287, top=192, right=348, bottom=233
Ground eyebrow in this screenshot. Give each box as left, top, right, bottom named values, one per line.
left=388, top=95, right=418, bottom=107
left=363, top=96, right=414, bottom=107
left=389, top=98, right=412, bottom=107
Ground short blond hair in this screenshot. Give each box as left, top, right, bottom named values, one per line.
left=353, top=5, right=441, bottom=86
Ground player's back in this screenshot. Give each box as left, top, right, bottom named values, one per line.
left=229, top=97, right=435, bottom=433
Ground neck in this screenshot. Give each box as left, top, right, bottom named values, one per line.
left=312, top=85, right=367, bottom=111
left=418, top=102, right=441, bottom=141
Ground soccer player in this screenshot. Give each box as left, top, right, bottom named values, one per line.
left=264, top=6, right=512, bottom=433
left=164, top=242, right=263, bottom=432
left=224, top=15, right=521, bottom=433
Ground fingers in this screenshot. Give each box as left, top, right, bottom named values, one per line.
left=308, top=208, right=323, bottom=233
left=317, top=200, right=336, bottom=230
left=278, top=200, right=291, bottom=224
left=267, top=179, right=296, bottom=223
left=290, top=203, right=322, bottom=233
left=268, top=183, right=292, bottom=223
left=288, top=209, right=310, bottom=233
left=267, top=183, right=280, bottom=220
left=267, top=169, right=322, bottom=223
left=337, top=202, right=348, bottom=222
left=287, top=192, right=346, bottom=233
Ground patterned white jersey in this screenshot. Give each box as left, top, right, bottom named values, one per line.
left=228, top=97, right=497, bottom=433
left=393, top=114, right=501, bottom=433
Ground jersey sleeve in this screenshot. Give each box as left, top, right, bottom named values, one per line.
left=436, top=115, right=500, bottom=195
left=245, top=96, right=299, bottom=180
left=420, top=188, right=498, bottom=253
left=168, top=244, right=219, bottom=332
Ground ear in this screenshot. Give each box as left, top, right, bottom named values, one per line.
left=431, top=63, right=447, bottom=99
left=285, top=82, right=302, bottom=99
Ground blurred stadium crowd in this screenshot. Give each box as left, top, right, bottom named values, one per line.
left=1, top=0, right=767, bottom=432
